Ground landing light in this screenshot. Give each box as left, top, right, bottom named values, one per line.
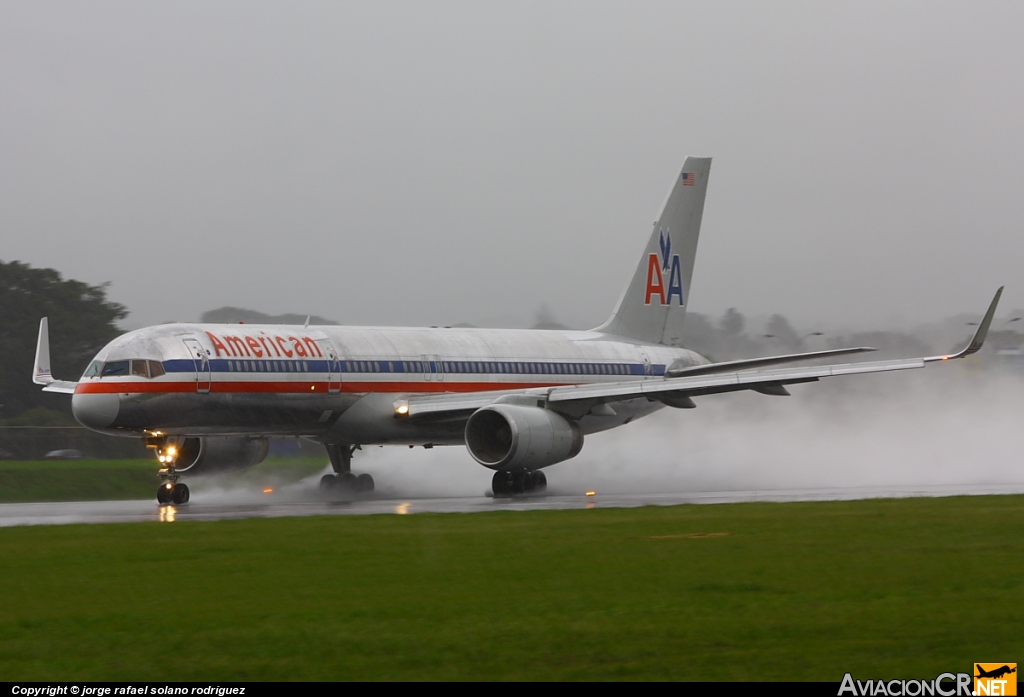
left=586, top=491, right=596, bottom=497
left=263, top=488, right=273, bottom=494
left=167, top=446, right=177, bottom=456
left=395, top=400, right=410, bottom=416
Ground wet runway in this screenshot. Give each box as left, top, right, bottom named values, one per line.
left=1, top=483, right=1023, bottom=527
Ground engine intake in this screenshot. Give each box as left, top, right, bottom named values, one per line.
left=174, top=436, right=270, bottom=475
left=465, top=405, right=583, bottom=470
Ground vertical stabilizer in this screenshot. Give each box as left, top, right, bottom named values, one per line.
left=596, top=156, right=711, bottom=345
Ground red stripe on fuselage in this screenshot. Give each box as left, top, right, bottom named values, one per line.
left=74, top=380, right=569, bottom=395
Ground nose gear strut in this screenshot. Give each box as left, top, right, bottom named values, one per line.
left=146, top=436, right=190, bottom=505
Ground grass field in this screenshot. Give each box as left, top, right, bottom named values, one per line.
left=0, top=494, right=1021, bottom=680
left=0, top=457, right=328, bottom=503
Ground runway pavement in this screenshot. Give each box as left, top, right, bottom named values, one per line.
left=1, top=483, right=1023, bottom=527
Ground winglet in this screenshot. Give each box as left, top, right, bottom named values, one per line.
left=925, top=287, right=1003, bottom=362
left=33, top=317, right=54, bottom=385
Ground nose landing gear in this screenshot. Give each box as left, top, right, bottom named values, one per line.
left=147, top=436, right=191, bottom=505
left=156, top=480, right=190, bottom=505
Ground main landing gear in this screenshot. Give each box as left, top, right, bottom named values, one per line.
left=492, top=469, right=547, bottom=497
left=319, top=444, right=375, bottom=496
left=147, top=436, right=190, bottom=505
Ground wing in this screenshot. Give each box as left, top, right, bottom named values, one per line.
left=665, top=346, right=876, bottom=378
left=397, top=287, right=1003, bottom=419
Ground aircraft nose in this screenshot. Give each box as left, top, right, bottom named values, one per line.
left=72, top=393, right=120, bottom=431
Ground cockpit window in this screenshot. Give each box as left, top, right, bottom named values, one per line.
left=101, top=360, right=130, bottom=377
left=120, top=359, right=166, bottom=378
left=83, top=361, right=102, bottom=378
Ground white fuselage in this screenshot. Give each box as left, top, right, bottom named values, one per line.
left=71, top=323, right=707, bottom=445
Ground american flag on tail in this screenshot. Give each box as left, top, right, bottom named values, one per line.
left=681, top=172, right=695, bottom=186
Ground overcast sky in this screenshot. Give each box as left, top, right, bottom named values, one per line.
left=2, top=2, right=1022, bottom=332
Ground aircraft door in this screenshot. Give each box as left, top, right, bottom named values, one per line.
left=182, top=338, right=212, bottom=393
left=317, top=339, right=342, bottom=394
left=638, top=348, right=653, bottom=377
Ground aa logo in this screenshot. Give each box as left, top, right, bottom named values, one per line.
left=644, top=229, right=684, bottom=306
left=975, top=664, right=1016, bottom=696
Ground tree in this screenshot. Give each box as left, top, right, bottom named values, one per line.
left=532, top=304, right=569, bottom=330
left=765, top=314, right=800, bottom=351
left=719, top=307, right=745, bottom=336
left=0, top=260, right=127, bottom=419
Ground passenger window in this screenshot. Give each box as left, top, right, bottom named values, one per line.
left=83, top=361, right=102, bottom=378
left=101, top=360, right=129, bottom=377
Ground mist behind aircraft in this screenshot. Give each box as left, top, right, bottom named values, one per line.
left=333, top=364, right=1024, bottom=498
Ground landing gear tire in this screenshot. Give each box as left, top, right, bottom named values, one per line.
left=512, top=470, right=537, bottom=494
left=320, top=472, right=373, bottom=497
left=356, top=473, right=375, bottom=493
left=492, top=469, right=546, bottom=497
left=338, top=472, right=358, bottom=491
left=157, top=482, right=174, bottom=505
left=492, top=470, right=514, bottom=497
left=171, top=482, right=190, bottom=504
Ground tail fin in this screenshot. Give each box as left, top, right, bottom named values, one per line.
left=596, top=156, right=711, bottom=345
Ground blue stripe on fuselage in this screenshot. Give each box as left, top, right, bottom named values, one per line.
left=163, top=358, right=665, bottom=377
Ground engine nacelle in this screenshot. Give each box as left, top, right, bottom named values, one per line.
left=173, top=436, right=270, bottom=475
left=465, top=405, right=583, bottom=470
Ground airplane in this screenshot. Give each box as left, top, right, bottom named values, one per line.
left=976, top=665, right=1016, bottom=680
left=31, top=156, right=1003, bottom=505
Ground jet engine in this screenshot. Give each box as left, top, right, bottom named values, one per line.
left=172, top=436, right=270, bottom=475
left=465, top=404, right=583, bottom=470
